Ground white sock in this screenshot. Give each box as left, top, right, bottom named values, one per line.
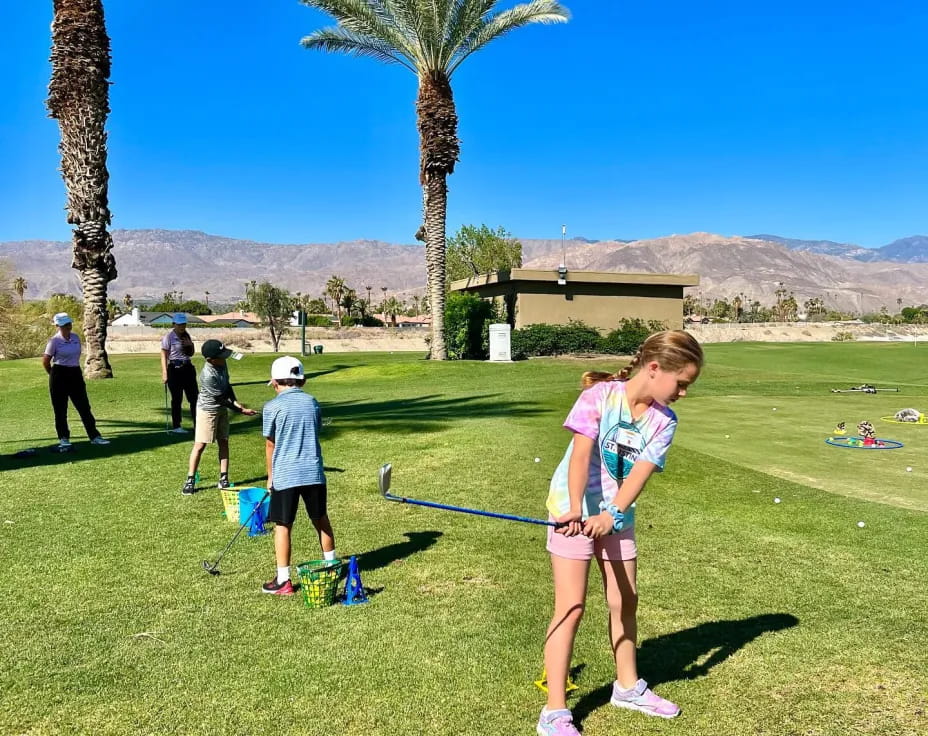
left=276, top=566, right=289, bottom=584
left=323, top=549, right=336, bottom=561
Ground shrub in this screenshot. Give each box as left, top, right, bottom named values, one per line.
left=510, top=324, right=557, bottom=358
left=444, top=292, right=496, bottom=360
left=510, top=321, right=602, bottom=358
left=831, top=331, right=856, bottom=342
left=305, top=315, right=334, bottom=327
left=601, top=319, right=666, bottom=355
left=0, top=307, right=57, bottom=359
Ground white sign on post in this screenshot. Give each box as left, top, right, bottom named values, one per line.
left=488, top=323, right=512, bottom=362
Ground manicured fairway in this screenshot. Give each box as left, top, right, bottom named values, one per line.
left=0, top=343, right=925, bottom=735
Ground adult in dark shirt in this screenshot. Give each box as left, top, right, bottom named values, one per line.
left=160, top=313, right=198, bottom=434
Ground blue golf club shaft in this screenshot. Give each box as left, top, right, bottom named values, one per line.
left=384, top=492, right=561, bottom=527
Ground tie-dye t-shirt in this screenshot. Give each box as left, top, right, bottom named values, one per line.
left=546, top=380, right=678, bottom=527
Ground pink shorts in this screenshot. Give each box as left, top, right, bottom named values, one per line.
left=546, top=522, right=637, bottom=561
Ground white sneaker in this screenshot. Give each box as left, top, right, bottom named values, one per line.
left=168, top=427, right=189, bottom=434
left=90, top=437, right=110, bottom=445
left=58, top=439, right=72, bottom=448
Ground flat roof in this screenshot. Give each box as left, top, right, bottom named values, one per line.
left=450, top=268, right=700, bottom=291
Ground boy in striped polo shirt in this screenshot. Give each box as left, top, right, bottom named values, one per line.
left=261, top=356, right=337, bottom=595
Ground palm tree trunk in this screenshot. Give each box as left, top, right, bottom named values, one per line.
left=422, top=175, right=448, bottom=358
left=48, top=0, right=117, bottom=379
left=80, top=261, right=113, bottom=377
left=416, top=73, right=459, bottom=361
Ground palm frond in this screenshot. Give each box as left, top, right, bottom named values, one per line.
left=448, top=0, right=569, bottom=75
left=442, top=0, right=496, bottom=64
left=300, top=0, right=418, bottom=63
left=301, top=27, right=417, bottom=72
left=406, top=0, right=443, bottom=69
left=381, top=0, right=433, bottom=69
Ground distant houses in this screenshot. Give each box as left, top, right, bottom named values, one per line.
left=388, top=314, right=431, bottom=328
left=199, top=311, right=261, bottom=328
left=111, top=307, right=260, bottom=328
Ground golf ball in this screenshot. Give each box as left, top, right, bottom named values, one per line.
left=772, top=407, right=777, bottom=411
left=857, top=521, right=866, bottom=528
left=774, top=497, right=781, bottom=504
left=906, top=467, right=913, bottom=472
left=725, top=434, right=730, bottom=439
left=534, top=457, right=541, bottom=463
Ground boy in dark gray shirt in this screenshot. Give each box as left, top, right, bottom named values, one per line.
left=182, top=340, right=256, bottom=495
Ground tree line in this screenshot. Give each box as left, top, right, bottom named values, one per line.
left=684, top=291, right=928, bottom=324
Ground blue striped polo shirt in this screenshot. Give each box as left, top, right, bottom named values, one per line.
left=262, top=388, right=325, bottom=490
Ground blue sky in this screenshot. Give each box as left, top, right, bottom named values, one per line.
left=3, top=1, right=927, bottom=248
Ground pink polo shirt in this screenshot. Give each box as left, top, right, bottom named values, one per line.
left=44, top=333, right=82, bottom=367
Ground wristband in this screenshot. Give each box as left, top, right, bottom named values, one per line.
left=598, top=501, right=625, bottom=533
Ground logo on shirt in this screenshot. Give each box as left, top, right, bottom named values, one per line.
left=601, top=421, right=643, bottom=480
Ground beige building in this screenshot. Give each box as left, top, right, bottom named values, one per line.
left=449, top=268, right=699, bottom=331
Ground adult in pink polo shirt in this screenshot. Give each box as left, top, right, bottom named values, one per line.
left=41, top=313, right=110, bottom=448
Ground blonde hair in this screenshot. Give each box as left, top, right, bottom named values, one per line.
left=581, top=330, right=704, bottom=388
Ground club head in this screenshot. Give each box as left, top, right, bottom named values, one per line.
left=202, top=560, right=220, bottom=576
left=379, top=463, right=392, bottom=497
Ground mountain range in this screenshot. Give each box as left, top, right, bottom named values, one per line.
left=2, top=228, right=927, bottom=313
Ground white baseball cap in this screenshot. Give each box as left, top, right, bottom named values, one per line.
left=270, top=356, right=305, bottom=382
left=53, top=312, right=73, bottom=327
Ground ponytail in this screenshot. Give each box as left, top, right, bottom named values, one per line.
left=581, top=349, right=641, bottom=388
left=579, top=330, right=703, bottom=389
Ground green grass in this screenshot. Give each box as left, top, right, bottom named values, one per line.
left=0, top=343, right=926, bottom=735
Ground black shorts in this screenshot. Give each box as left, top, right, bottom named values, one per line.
left=269, top=484, right=327, bottom=525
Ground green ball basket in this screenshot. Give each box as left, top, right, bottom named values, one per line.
left=220, top=489, right=240, bottom=523
left=296, top=559, right=343, bottom=609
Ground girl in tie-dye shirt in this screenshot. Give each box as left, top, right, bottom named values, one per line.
left=537, top=331, right=703, bottom=736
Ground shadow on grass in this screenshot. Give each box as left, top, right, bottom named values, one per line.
left=572, top=612, right=799, bottom=726
left=357, top=530, right=443, bottom=573
left=322, top=393, right=547, bottom=437
left=0, top=414, right=263, bottom=471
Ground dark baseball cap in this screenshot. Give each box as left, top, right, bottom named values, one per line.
left=201, top=339, right=233, bottom=360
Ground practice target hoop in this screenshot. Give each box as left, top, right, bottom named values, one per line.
left=880, top=415, right=928, bottom=425
left=825, top=436, right=904, bottom=449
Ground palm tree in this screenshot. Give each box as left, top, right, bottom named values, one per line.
left=325, top=275, right=347, bottom=320
left=299, top=0, right=569, bottom=359
left=47, top=0, right=117, bottom=379
left=383, top=296, right=405, bottom=327
left=12, top=277, right=27, bottom=306
left=123, top=293, right=133, bottom=312
left=339, top=288, right=358, bottom=323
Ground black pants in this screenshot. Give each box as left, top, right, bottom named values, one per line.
left=167, top=361, right=198, bottom=428
left=49, top=365, right=100, bottom=441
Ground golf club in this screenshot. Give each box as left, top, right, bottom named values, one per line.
left=830, top=385, right=899, bottom=394
left=378, top=463, right=564, bottom=528
left=202, top=489, right=272, bottom=575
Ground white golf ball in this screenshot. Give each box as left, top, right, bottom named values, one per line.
left=857, top=521, right=866, bottom=528
left=774, top=497, right=781, bottom=504
left=906, top=467, right=913, bottom=472
left=534, top=457, right=541, bottom=463
left=725, top=434, right=730, bottom=439
left=772, top=407, right=777, bottom=411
